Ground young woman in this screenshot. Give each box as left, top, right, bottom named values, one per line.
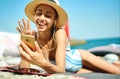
left=16, top=0, right=120, bottom=74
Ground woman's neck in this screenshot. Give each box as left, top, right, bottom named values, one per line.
left=37, top=30, right=53, bottom=45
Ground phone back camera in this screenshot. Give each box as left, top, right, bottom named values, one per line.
left=26, top=39, right=30, bottom=42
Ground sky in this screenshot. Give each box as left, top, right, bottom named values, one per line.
left=0, top=0, right=120, bottom=40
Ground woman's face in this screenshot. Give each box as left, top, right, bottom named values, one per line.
left=34, top=4, right=56, bottom=32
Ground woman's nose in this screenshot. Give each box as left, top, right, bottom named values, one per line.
left=39, top=14, right=45, bottom=21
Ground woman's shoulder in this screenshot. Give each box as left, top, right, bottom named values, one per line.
left=55, top=28, right=66, bottom=35
left=54, top=28, right=68, bottom=43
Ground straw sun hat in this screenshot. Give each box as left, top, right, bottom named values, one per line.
left=25, top=0, right=68, bottom=28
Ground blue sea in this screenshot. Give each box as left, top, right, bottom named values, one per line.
left=71, top=37, right=120, bottom=50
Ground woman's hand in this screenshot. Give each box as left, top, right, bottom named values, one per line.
left=16, top=18, right=35, bottom=35
left=19, top=41, right=47, bottom=66
left=16, top=18, right=36, bottom=68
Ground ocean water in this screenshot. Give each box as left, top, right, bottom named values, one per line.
left=71, top=37, right=120, bottom=50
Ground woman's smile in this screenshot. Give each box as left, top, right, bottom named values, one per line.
left=36, top=19, right=47, bottom=29
left=38, top=22, right=47, bottom=29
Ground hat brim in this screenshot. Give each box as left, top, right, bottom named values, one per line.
left=25, top=0, right=68, bottom=28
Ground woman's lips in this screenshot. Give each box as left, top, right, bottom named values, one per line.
left=38, top=23, right=46, bottom=29
left=36, top=20, right=47, bottom=29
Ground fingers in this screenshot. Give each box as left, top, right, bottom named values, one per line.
left=17, top=19, right=26, bottom=34
left=16, top=26, right=21, bottom=34
left=20, top=41, right=36, bottom=64
left=22, top=18, right=27, bottom=30
left=20, top=41, right=32, bottom=54
left=20, top=41, right=36, bottom=57
left=27, top=19, right=31, bottom=30
left=20, top=41, right=45, bottom=65
left=19, top=46, right=31, bottom=60
left=22, top=18, right=30, bottom=30
left=18, top=20, right=23, bottom=31
left=16, top=18, right=28, bottom=34
left=16, top=18, right=36, bottom=35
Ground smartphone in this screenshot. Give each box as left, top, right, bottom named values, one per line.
left=21, top=35, right=35, bottom=51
